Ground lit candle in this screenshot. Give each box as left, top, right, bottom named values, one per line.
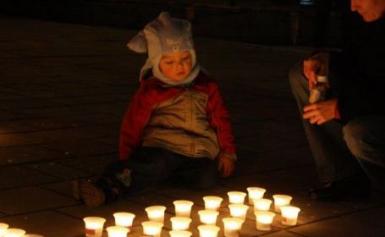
left=198, top=210, right=219, bottom=225
left=142, top=221, right=163, bottom=237
left=4, top=228, right=26, bottom=237
left=280, top=206, right=301, bottom=226
left=173, top=200, right=194, bottom=217
left=145, top=205, right=166, bottom=223
left=83, top=217, right=106, bottom=237
left=228, top=204, right=249, bottom=220
left=197, top=225, right=220, bottom=237
left=247, top=187, right=266, bottom=205
left=255, top=211, right=275, bottom=231
left=169, top=230, right=192, bottom=237
left=170, top=217, right=192, bottom=231
left=272, top=194, right=292, bottom=212
left=0, top=223, right=9, bottom=236
left=222, top=217, right=243, bottom=237
left=113, top=212, right=135, bottom=229
left=227, top=191, right=246, bottom=204
left=106, top=226, right=129, bottom=237
left=253, top=198, right=272, bottom=211
left=203, top=196, right=223, bottom=211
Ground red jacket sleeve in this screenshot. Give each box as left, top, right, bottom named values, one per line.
left=119, top=82, right=155, bottom=160
left=206, top=81, right=237, bottom=158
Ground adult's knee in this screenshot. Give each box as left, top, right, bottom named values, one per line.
left=343, top=120, right=370, bottom=161
left=288, top=63, right=306, bottom=96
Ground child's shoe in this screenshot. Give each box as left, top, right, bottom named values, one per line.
left=74, top=179, right=106, bottom=207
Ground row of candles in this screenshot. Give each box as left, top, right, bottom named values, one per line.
left=83, top=187, right=301, bottom=237
left=0, top=223, right=42, bottom=237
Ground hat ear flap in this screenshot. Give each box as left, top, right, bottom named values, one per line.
left=127, top=31, right=147, bottom=53
left=157, top=12, right=172, bottom=26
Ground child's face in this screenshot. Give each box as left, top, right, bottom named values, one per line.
left=159, top=50, right=193, bottom=82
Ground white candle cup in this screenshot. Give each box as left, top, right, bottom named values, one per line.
left=222, top=217, right=244, bottom=237
left=145, top=205, right=166, bottom=223
left=203, top=196, right=223, bottom=211
left=113, top=212, right=135, bottom=229
left=197, top=225, right=220, bottom=237
left=229, top=204, right=249, bottom=220
left=170, top=217, right=192, bottom=231
left=83, top=217, right=106, bottom=237
left=253, top=198, right=272, bottom=211
left=169, top=230, right=192, bottom=237
left=272, top=194, right=292, bottom=212
left=106, top=226, right=129, bottom=237
left=4, top=228, right=26, bottom=237
left=227, top=191, right=247, bottom=204
left=0, top=223, right=9, bottom=236
left=142, top=221, right=163, bottom=237
left=198, top=210, right=219, bottom=225
left=247, top=187, right=266, bottom=205
left=255, top=211, right=275, bottom=231
left=280, top=206, right=301, bottom=226
left=173, top=200, right=194, bottom=217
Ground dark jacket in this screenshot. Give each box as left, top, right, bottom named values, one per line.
left=330, top=15, right=385, bottom=123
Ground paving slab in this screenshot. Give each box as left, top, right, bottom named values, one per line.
left=25, top=161, right=89, bottom=180
left=0, top=211, right=83, bottom=237
left=57, top=154, right=115, bottom=176
left=262, top=230, right=305, bottom=237
left=40, top=180, right=78, bottom=198
left=0, top=166, right=59, bottom=190
left=41, top=139, right=117, bottom=158
left=289, top=206, right=385, bottom=237
left=0, top=145, right=66, bottom=165
left=0, top=187, right=78, bottom=215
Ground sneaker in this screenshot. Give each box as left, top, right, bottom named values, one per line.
left=74, top=179, right=106, bottom=207
left=309, top=175, right=371, bottom=201
left=309, top=182, right=341, bottom=201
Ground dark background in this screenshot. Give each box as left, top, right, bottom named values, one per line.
left=0, top=0, right=353, bottom=47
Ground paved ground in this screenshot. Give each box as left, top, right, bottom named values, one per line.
left=0, top=15, right=384, bottom=237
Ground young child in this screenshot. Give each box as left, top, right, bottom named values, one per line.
left=77, top=12, right=237, bottom=207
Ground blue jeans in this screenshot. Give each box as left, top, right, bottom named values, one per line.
left=97, top=147, right=218, bottom=201
left=289, top=63, right=385, bottom=188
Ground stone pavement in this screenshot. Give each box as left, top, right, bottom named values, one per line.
left=0, top=15, right=384, bottom=237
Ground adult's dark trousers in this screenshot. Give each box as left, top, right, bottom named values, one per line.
left=289, top=63, right=385, bottom=189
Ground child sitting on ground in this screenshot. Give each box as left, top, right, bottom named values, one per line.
left=77, top=12, right=237, bottom=207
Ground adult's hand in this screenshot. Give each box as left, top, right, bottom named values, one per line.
left=303, top=58, right=321, bottom=90
left=218, top=154, right=235, bottom=177
left=303, top=98, right=338, bottom=125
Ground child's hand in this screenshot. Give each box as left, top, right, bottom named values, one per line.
left=218, top=154, right=235, bottom=177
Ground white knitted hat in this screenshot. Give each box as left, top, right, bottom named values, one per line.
left=127, top=12, right=200, bottom=85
